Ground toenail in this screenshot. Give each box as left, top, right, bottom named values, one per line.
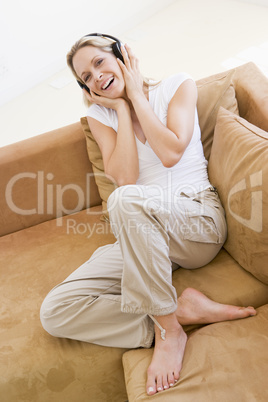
left=157, top=387, right=162, bottom=391
left=164, top=385, right=168, bottom=389
left=170, top=383, right=174, bottom=387
left=147, top=387, right=154, bottom=394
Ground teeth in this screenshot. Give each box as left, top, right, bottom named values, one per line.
left=102, top=77, right=113, bottom=90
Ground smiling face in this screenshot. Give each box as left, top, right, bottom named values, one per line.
left=73, top=45, right=125, bottom=98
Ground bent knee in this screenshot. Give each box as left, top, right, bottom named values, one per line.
left=107, top=184, right=147, bottom=218
left=40, top=295, right=61, bottom=337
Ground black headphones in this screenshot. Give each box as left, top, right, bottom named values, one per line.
left=76, top=33, right=124, bottom=94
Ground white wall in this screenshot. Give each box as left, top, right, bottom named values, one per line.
left=1, top=0, right=268, bottom=148
left=0, top=0, right=175, bottom=106
left=238, top=0, right=268, bottom=5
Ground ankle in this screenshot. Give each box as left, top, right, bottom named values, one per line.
left=152, top=313, right=182, bottom=340
left=155, top=312, right=181, bottom=329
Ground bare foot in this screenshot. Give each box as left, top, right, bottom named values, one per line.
left=176, top=288, right=257, bottom=326
left=146, top=313, right=187, bottom=396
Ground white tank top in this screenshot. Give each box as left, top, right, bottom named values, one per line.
left=87, top=73, right=211, bottom=196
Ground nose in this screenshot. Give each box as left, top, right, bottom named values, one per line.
left=95, top=72, right=103, bottom=82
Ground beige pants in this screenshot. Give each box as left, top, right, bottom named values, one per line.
left=40, top=185, right=227, bottom=348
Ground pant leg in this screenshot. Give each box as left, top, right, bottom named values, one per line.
left=107, top=185, right=178, bottom=317
left=168, top=188, right=228, bottom=268
left=40, top=186, right=227, bottom=349
left=107, top=185, right=227, bottom=318
left=40, top=242, right=154, bottom=348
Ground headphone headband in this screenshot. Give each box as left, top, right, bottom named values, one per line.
left=83, top=32, right=123, bottom=63
left=84, top=33, right=121, bottom=43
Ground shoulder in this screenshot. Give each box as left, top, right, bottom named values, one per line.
left=151, top=73, right=195, bottom=105
left=87, top=103, right=111, bottom=119
left=162, top=73, right=195, bottom=93
left=86, top=104, right=117, bottom=130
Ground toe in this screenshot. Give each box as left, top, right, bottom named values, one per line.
left=147, top=386, right=156, bottom=396
left=168, top=371, right=175, bottom=387
left=173, top=369, right=180, bottom=383
left=146, top=372, right=157, bottom=395
left=247, top=306, right=257, bottom=316
left=239, top=306, right=256, bottom=317
left=162, top=375, right=169, bottom=390
left=156, top=374, right=164, bottom=392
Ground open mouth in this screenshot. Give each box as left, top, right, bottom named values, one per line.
left=101, top=77, right=114, bottom=90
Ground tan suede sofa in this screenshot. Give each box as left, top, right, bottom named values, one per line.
left=0, top=62, right=267, bottom=402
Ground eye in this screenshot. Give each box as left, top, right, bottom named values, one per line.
left=83, top=73, right=91, bottom=83
left=96, top=58, right=103, bottom=66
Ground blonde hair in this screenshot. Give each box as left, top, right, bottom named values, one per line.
left=66, top=34, right=158, bottom=107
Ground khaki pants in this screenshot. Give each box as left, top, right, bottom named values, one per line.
left=40, top=185, right=227, bottom=348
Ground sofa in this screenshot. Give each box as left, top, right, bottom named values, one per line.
left=0, top=61, right=267, bottom=402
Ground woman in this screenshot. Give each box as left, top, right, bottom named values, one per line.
left=40, top=34, right=256, bottom=396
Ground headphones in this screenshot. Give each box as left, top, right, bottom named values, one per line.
left=76, top=33, right=124, bottom=94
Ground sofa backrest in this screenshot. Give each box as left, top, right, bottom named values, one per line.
left=0, top=122, right=102, bottom=236
left=196, top=62, right=268, bottom=160
left=1, top=62, right=267, bottom=238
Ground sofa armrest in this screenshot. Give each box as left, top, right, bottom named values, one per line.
left=0, top=122, right=101, bottom=236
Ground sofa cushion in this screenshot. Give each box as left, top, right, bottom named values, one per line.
left=196, top=69, right=239, bottom=160
left=80, top=117, right=117, bottom=221
left=208, top=108, right=268, bottom=284
left=0, top=207, right=129, bottom=402
left=122, top=303, right=268, bottom=402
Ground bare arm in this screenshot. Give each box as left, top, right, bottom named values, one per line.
left=87, top=99, right=139, bottom=186
left=132, top=79, right=197, bottom=167
left=119, top=45, right=197, bottom=167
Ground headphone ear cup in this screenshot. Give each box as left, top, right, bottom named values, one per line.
left=112, top=42, right=124, bottom=63
left=77, top=80, right=91, bottom=94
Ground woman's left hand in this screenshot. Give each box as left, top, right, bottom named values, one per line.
left=117, top=44, right=144, bottom=101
